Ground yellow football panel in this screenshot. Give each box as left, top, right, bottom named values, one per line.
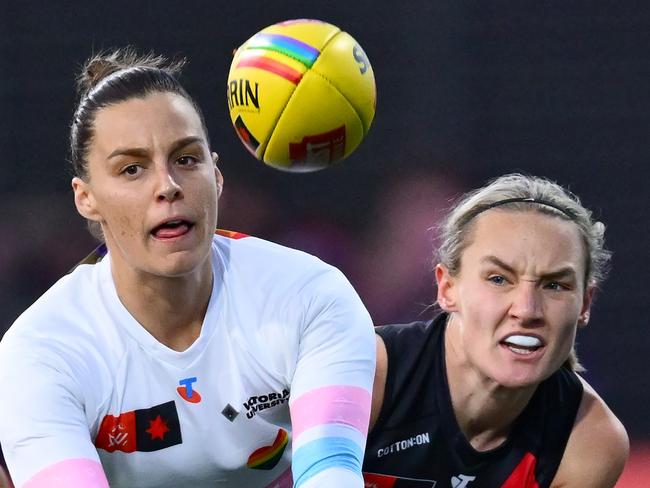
left=227, top=49, right=310, bottom=158
left=312, top=31, right=376, bottom=134
left=264, top=70, right=364, bottom=171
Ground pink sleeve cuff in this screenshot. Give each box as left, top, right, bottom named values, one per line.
left=24, top=459, right=108, bottom=488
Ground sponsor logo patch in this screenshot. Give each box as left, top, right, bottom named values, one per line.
left=177, top=377, right=202, bottom=403
left=244, top=389, right=290, bottom=419
left=451, top=474, right=475, bottom=488
left=376, top=432, right=431, bottom=458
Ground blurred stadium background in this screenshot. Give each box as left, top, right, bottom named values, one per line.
left=1, top=1, right=648, bottom=485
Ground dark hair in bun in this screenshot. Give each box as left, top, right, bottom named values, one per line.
left=70, top=46, right=208, bottom=179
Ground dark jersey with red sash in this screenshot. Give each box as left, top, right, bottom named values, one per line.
left=363, top=314, right=583, bottom=488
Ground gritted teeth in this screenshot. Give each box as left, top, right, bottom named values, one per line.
left=502, top=334, right=543, bottom=348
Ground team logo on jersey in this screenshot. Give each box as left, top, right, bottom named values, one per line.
left=243, top=389, right=290, bottom=419
left=363, top=472, right=437, bottom=487
left=451, top=474, right=475, bottom=488
left=177, top=377, right=202, bottom=403
left=95, top=401, right=182, bottom=453
left=247, top=428, right=289, bottom=470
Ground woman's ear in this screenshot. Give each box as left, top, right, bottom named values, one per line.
left=72, top=177, right=102, bottom=222
left=436, top=263, right=458, bottom=312
left=213, top=157, right=224, bottom=197
left=578, top=285, right=596, bottom=327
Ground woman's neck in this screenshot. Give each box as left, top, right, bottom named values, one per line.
left=444, top=318, right=537, bottom=451
left=110, top=255, right=214, bottom=352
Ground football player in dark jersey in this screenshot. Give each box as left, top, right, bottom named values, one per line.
left=364, top=174, right=628, bottom=488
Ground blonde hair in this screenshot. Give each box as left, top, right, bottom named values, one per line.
left=437, top=173, right=611, bottom=371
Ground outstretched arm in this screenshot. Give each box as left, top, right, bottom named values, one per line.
left=289, top=267, right=376, bottom=487
left=0, top=346, right=109, bottom=488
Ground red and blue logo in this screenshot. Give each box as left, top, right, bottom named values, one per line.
left=177, top=377, right=202, bottom=404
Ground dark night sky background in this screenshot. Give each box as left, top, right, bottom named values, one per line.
left=1, top=0, right=648, bottom=458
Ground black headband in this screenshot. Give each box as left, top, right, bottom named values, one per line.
left=468, top=197, right=575, bottom=222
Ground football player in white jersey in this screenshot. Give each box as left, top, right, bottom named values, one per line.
left=0, top=48, right=375, bottom=488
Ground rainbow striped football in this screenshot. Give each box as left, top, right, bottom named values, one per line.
left=227, top=19, right=376, bottom=172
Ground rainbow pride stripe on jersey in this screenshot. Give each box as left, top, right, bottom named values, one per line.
left=247, top=428, right=289, bottom=470
left=236, top=34, right=321, bottom=84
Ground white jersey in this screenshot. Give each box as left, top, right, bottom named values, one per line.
left=0, top=232, right=375, bottom=488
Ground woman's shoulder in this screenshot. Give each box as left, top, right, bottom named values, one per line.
left=213, top=230, right=333, bottom=273
left=370, top=317, right=443, bottom=430
left=2, top=259, right=121, bottom=381
left=212, top=231, right=352, bottom=300
left=6, top=262, right=103, bottom=336
left=375, top=316, right=443, bottom=346
left=552, top=375, right=629, bottom=488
